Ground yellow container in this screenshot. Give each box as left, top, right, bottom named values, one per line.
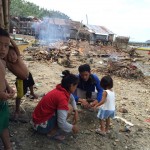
left=16, top=79, right=24, bottom=99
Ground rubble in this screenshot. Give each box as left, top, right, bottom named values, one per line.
left=16, top=36, right=148, bottom=79
left=118, top=108, right=128, bottom=113
left=107, top=60, right=144, bottom=79
left=5, top=34, right=150, bottom=149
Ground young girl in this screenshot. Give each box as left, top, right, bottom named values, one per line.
left=94, top=75, right=115, bottom=135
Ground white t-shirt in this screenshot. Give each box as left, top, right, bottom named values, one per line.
left=101, top=90, right=115, bottom=111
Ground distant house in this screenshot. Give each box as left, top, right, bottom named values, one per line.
left=10, top=16, right=114, bottom=44
left=85, top=25, right=114, bottom=45
left=146, top=40, right=150, bottom=43
left=33, top=18, right=90, bottom=41
left=68, top=21, right=90, bottom=40
left=34, top=18, right=71, bottom=41
left=146, top=40, right=150, bottom=46
left=10, top=16, right=40, bottom=35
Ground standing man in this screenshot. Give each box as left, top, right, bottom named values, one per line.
left=73, top=64, right=103, bottom=108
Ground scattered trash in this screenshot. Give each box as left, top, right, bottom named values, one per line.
left=114, top=116, right=134, bottom=126
left=145, top=118, right=150, bottom=123
left=119, top=126, right=131, bottom=133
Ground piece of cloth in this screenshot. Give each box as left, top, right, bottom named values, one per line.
left=32, top=84, right=70, bottom=125
left=73, top=74, right=103, bottom=102
left=15, top=72, right=35, bottom=98
left=97, top=90, right=115, bottom=120
left=0, top=101, right=9, bottom=135
left=31, top=114, right=57, bottom=134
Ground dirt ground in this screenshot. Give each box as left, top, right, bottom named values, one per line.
left=1, top=36, right=150, bottom=150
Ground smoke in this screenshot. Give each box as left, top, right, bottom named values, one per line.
left=32, top=17, right=70, bottom=45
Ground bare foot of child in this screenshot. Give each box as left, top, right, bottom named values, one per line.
left=95, top=128, right=106, bottom=135
left=29, top=93, right=38, bottom=99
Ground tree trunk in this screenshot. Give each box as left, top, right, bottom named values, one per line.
left=0, top=0, right=4, bottom=28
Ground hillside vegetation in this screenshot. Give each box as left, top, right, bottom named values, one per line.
left=10, top=0, right=70, bottom=19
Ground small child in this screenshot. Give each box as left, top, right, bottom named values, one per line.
left=5, top=38, right=38, bottom=120
left=94, top=75, right=115, bottom=135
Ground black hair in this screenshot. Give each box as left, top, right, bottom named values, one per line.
left=0, top=28, right=9, bottom=37
left=61, top=74, right=79, bottom=92
left=100, top=75, right=113, bottom=90
left=62, top=70, right=70, bottom=78
left=9, top=45, right=15, bottom=50
left=78, top=64, right=91, bottom=73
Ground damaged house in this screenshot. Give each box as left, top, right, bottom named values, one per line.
left=34, top=18, right=90, bottom=42
left=10, top=16, right=114, bottom=45
left=85, top=25, right=114, bottom=45
left=10, top=16, right=39, bottom=35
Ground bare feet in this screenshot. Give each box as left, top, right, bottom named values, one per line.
left=29, top=93, right=38, bottom=99
left=95, top=128, right=106, bottom=135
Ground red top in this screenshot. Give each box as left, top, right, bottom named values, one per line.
left=32, top=84, right=70, bottom=124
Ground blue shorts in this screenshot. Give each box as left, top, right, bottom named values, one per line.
left=97, top=108, right=115, bottom=120
left=37, top=115, right=57, bottom=134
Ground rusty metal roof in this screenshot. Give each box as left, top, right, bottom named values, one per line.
left=100, top=26, right=114, bottom=34
left=46, top=18, right=70, bottom=25
left=86, top=25, right=114, bottom=35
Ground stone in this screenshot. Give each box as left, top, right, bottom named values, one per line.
left=119, top=108, right=128, bottom=113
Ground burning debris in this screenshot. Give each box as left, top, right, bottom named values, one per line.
left=25, top=40, right=77, bottom=67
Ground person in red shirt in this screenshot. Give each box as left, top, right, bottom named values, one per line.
left=31, top=73, right=79, bottom=141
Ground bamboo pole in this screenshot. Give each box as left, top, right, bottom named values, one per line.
left=0, top=0, right=4, bottom=28
left=3, top=0, right=9, bottom=31
left=8, top=0, right=10, bottom=32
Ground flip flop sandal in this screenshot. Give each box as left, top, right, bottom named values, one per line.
left=95, top=128, right=106, bottom=135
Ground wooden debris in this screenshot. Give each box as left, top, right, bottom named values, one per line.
left=107, top=60, right=144, bottom=79
left=115, top=116, right=134, bottom=126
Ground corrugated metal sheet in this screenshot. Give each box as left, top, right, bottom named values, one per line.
left=86, top=25, right=114, bottom=35
left=100, top=26, right=114, bottom=34
left=47, top=18, right=70, bottom=25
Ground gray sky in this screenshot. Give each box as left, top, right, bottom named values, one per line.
left=26, top=0, right=150, bottom=42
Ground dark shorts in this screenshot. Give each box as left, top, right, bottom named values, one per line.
left=37, top=115, right=57, bottom=134
left=16, top=72, right=35, bottom=98
left=0, top=101, right=9, bottom=135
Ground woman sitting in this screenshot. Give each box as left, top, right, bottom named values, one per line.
left=31, top=73, right=79, bottom=141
